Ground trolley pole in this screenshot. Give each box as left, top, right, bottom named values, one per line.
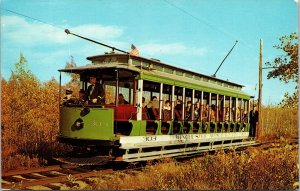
left=257, top=39, right=263, bottom=142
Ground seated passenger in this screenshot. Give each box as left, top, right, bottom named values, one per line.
left=152, top=96, right=160, bottom=119
left=174, top=99, right=183, bottom=121
left=201, top=104, right=208, bottom=131
left=194, top=101, right=201, bottom=121
left=163, top=100, right=171, bottom=121
left=236, top=107, right=241, bottom=122
left=185, top=101, right=192, bottom=121
left=63, top=88, right=75, bottom=105
left=242, top=110, right=248, bottom=123
left=63, top=88, right=73, bottom=102
left=118, top=93, right=129, bottom=104
left=210, top=104, right=216, bottom=122
left=142, top=97, right=147, bottom=108
left=218, top=108, right=223, bottom=122
left=224, top=107, right=230, bottom=122
left=201, top=104, right=208, bottom=123
left=146, top=96, right=158, bottom=120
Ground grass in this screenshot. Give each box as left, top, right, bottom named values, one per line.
left=261, top=106, right=298, bottom=141
left=80, top=143, right=298, bottom=190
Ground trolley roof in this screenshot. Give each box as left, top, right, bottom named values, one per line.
left=59, top=53, right=244, bottom=88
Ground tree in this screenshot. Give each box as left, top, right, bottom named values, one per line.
left=1, top=53, right=64, bottom=170
left=265, top=32, right=298, bottom=108
left=65, top=56, right=80, bottom=86
left=62, top=56, right=81, bottom=97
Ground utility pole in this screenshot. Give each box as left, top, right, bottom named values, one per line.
left=257, top=39, right=263, bottom=142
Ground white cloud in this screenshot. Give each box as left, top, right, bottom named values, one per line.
left=139, top=42, right=207, bottom=56
left=242, top=84, right=257, bottom=92
left=71, top=25, right=123, bottom=40
left=294, top=0, right=298, bottom=4
left=2, top=15, right=67, bottom=45
left=1, top=15, right=124, bottom=46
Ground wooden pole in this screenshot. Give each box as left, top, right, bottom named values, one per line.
left=257, top=39, right=263, bottom=142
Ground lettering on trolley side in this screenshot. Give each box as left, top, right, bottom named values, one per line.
left=143, top=136, right=157, bottom=142
left=175, top=134, right=193, bottom=140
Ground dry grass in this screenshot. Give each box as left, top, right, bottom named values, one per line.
left=261, top=106, right=298, bottom=141
left=83, top=144, right=298, bottom=190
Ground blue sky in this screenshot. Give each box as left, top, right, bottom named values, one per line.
left=1, top=0, right=298, bottom=105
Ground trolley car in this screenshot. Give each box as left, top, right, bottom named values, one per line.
left=57, top=51, right=256, bottom=164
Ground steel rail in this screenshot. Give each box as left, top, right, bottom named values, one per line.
left=2, top=164, right=77, bottom=177
left=3, top=169, right=113, bottom=189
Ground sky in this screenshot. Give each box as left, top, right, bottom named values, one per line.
left=1, top=0, right=298, bottom=105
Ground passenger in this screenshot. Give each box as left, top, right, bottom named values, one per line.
left=163, top=100, right=171, bottom=110
left=218, top=107, right=223, bottom=122
left=63, top=88, right=73, bottom=102
left=141, top=97, right=148, bottom=120
left=185, top=101, right=192, bottom=121
left=242, top=110, right=248, bottom=122
left=163, top=100, right=171, bottom=121
left=201, top=104, right=208, bottom=123
left=224, top=107, right=230, bottom=122
left=194, top=101, right=201, bottom=121
left=249, top=106, right=258, bottom=137
left=151, top=96, right=159, bottom=109
left=201, top=104, right=208, bottom=131
left=152, top=96, right=160, bottom=119
left=118, top=93, right=129, bottom=104
left=85, top=75, right=105, bottom=104
left=236, top=107, right=241, bottom=122
left=142, top=97, right=147, bottom=108
left=232, top=107, right=236, bottom=122
left=63, top=88, right=74, bottom=105
left=146, top=96, right=158, bottom=120
left=174, top=100, right=183, bottom=121
left=210, top=104, right=216, bottom=122
left=146, top=98, right=153, bottom=119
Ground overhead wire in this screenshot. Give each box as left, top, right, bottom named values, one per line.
left=2, top=8, right=65, bottom=30
left=1, top=7, right=127, bottom=56
left=163, top=0, right=257, bottom=51
left=163, top=0, right=259, bottom=95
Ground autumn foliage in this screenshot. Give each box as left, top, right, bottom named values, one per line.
left=1, top=54, right=69, bottom=171
left=266, top=32, right=298, bottom=108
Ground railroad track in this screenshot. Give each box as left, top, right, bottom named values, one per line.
left=258, top=138, right=298, bottom=149
left=1, top=164, right=114, bottom=190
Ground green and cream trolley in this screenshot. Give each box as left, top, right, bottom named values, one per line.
left=58, top=53, right=256, bottom=164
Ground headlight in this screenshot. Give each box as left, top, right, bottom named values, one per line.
left=72, top=118, right=84, bottom=130
left=76, top=121, right=82, bottom=127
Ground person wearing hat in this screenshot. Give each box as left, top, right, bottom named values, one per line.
left=249, top=105, right=258, bottom=137
left=63, top=88, right=74, bottom=105
left=85, top=75, right=105, bottom=104
left=118, top=93, right=129, bottom=105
